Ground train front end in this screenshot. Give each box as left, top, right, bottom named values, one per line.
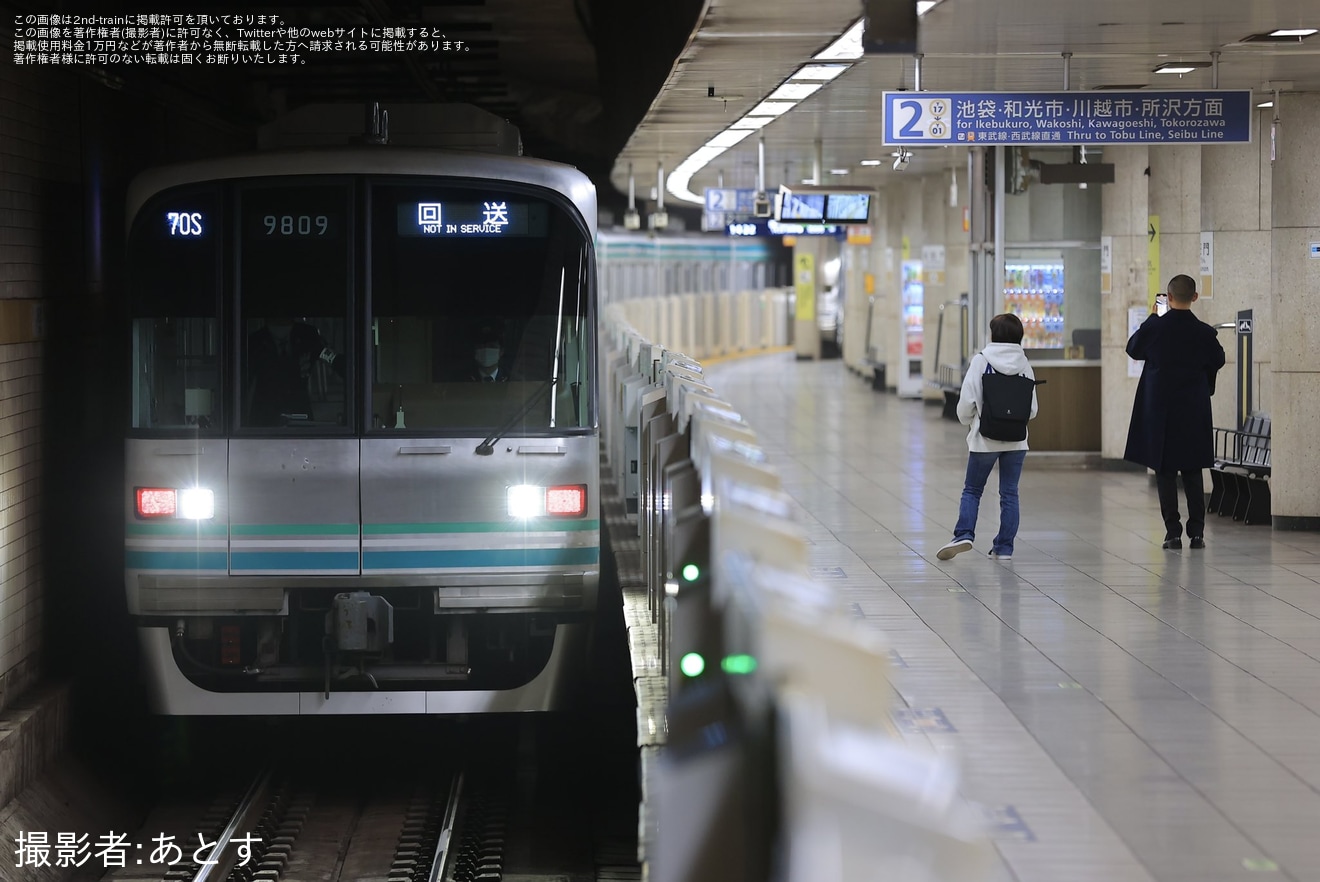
left=124, top=151, right=599, bottom=714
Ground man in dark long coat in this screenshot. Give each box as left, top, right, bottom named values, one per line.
left=1124, top=274, right=1226, bottom=549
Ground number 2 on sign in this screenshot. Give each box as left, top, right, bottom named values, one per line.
left=893, top=97, right=953, bottom=142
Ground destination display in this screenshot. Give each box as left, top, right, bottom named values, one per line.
left=397, top=200, right=549, bottom=237
left=882, top=90, right=1253, bottom=146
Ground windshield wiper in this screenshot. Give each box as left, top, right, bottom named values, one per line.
left=475, top=378, right=558, bottom=455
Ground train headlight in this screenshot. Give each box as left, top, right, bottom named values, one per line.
left=178, top=488, right=215, bottom=520
left=135, top=487, right=215, bottom=520
left=507, top=484, right=588, bottom=518
left=507, top=485, right=545, bottom=519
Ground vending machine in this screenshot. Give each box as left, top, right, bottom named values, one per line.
left=1004, top=261, right=1066, bottom=349
left=897, top=259, right=924, bottom=397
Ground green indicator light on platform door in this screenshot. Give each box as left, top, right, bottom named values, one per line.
left=679, top=652, right=705, bottom=677
left=1242, top=858, right=1279, bottom=872
left=682, top=563, right=700, bottom=582
left=721, top=654, right=758, bottom=675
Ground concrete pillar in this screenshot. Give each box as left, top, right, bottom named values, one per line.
left=944, top=166, right=971, bottom=367
left=841, top=202, right=885, bottom=373
left=1149, top=144, right=1202, bottom=298
left=897, top=179, right=924, bottom=393
left=1268, top=93, right=1320, bottom=528
left=918, top=168, right=971, bottom=397
left=1099, top=145, right=1150, bottom=461
left=880, top=182, right=907, bottom=388
left=1200, top=122, right=1273, bottom=431
left=921, top=173, right=947, bottom=400
left=792, top=236, right=823, bottom=359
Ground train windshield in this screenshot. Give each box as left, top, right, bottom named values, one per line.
left=128, top=175, right=593, bottom=436
left=127, top=185, right=222, bottom=431
left=238, top=183, right=353, bottom=429
left=369, top=182, right=592, bottom=433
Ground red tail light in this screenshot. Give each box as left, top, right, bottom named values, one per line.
left=135, top=488, right=177, bottom=518
left=546, top=484, right=587, bottom=516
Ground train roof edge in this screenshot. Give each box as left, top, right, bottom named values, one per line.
left=257, top=102, right=524, bottom=156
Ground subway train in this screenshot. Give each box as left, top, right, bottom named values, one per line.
left=123, top=104, right=600, bottom=714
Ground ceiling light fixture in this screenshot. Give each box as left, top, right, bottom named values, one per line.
left=860, top=159, right=883, bottom=166
left=662, top=18, right=864, bottom=205
left=1240, top=28, right=1318, bottom=43
left=813, top=18, right=864, bottom=60
left=705, top=129, right=755, bottom=148
left=1257, top=100, right=1274, bottom=108
left=917, top=1, right=937, bottom=14
left=791, top=64, right=850, bottom=81
left=829, top=168, right=849, bottom=175
left=748, top=100, right=797, bottom=116
left=1153, top=61, right=1210, bottom=74
left=768, top=82, right=824, bottom=101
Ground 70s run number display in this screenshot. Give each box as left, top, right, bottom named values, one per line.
left=164, top=212, right=334, bottom=237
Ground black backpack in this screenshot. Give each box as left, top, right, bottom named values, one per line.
left=978, top=361, right=1043, bottom=442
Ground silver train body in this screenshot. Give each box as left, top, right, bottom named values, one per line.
left=124, top=107, right=600, bottom=714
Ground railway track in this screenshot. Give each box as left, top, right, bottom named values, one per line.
left=102, top=715, right=636, bottom=882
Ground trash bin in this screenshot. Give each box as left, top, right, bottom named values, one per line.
left=871, top=364, right=886, bottom=392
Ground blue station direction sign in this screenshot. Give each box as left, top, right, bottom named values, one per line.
left=882, top=90, right=1253, bottom=146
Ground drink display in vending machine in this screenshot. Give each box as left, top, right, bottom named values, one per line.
left=898, top=260, right=924, bottom=397
left=1004, top=261, right=1065, bottom=349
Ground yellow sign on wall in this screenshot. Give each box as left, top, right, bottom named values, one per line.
left=794, top=253, right=815, bottom=321
left=1147, top=214, right=1161, bottom=309
left=846, top=225, right=873, bottom=245
left=901, top=235, right=911, bottom=262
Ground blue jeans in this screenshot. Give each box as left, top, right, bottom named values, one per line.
left=953, top=450, right=1027, bottom=555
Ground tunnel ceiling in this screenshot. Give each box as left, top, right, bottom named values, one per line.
left=36, top=0, right=707, bottom=201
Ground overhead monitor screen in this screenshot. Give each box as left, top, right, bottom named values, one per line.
left=778, top=192, right=826, bottom=221
left=825, top=193, right=871, bottom=222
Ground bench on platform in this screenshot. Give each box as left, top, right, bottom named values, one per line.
left=932, top=363, right=964, bottom=420
left=1209, top=414, right=1271, bottom=526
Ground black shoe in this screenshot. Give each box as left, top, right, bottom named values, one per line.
left=1162, top=538, right=1182, bottom=550
left=1189, top=536, right=1205, bottom=549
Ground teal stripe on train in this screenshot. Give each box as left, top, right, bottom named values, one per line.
left=125, top=548, right=600, bottom=570
left=231, top=551, right=360, bottom=570
left=129, top=521, right=601, bottom=537
left=232, top=523, right=358, bottom=536
left=363, top=547, right=599, bottom=569
left=126, top=522, right=227, bottom=538
left=364, top=520, right=599, bottom=534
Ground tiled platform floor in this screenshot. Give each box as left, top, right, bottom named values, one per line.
left=702, top=353, right=1320, bottom=882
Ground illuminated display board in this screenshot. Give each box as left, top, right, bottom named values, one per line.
left=396, top=201, right=549, bottom=237
left=825, top=193, right=871, bottom=222
left=728, top=219, right=842, bottom=237
left=778, top=192, right=826, bottom=221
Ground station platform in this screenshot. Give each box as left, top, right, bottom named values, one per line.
left=698, top=352, right=1320, bottom=882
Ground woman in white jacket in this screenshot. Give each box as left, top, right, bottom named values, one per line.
left=936, top=313, right=1038, bottom=562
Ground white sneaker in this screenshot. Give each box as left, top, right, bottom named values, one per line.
left=937, top=538, right=973, bottom=561
left=988, top=552, right=1012, bottom=561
